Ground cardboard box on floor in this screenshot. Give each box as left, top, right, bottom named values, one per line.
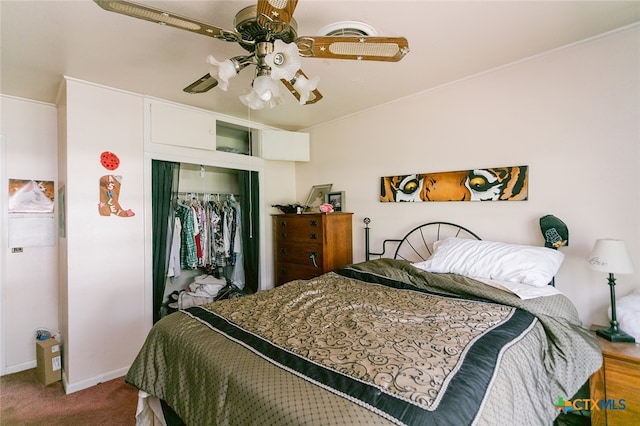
left=36, top=338, right=61, bottom=385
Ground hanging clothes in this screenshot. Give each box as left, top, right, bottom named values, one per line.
left=175, top=202, right=198, bottom=269
left=199, top=197, right=210, bottom=269
left=190, top=198, right=204, bottom=265
left=223, top=202, right=237, bottom=264
left=209, top=201, right=227, bottom=274
left=166, top=216, right=182, bottom=279
left=171, top=193, right=245, bottom=289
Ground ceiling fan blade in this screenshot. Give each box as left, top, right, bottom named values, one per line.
left=256, top=0, right=299, bottom=34
left=280, top=70, right=323, bottom=105
left=296, top=36, right=409, bottom=62
left=94, top=1, right=241, bottom=42
left=184, top=74, right=218, bottom=94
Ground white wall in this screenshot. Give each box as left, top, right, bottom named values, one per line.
left=59, top=80, right=147, bottom=391
left=0, top=96, right=58, bottom=375
left=262, top=159, right=297, bottom=290
left=297, top=26, right=640, bottom=327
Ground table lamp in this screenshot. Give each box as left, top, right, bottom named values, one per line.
left=588, top=239, right=636, bottom=343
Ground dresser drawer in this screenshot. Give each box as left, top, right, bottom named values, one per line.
left=275, top=262, right=323, bottom=286
left=276, top=241, right=323, bottom=266
left=273, top=217, right=324, bottom=242
left=603, top=356, right=640, bottom=425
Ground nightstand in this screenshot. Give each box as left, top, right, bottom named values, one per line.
left=589, top=325, right=640, bottom=425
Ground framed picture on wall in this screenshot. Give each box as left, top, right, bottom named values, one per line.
left=326, top=191, right=345, bottom=212
left=305, top=184, right=333, bottom=209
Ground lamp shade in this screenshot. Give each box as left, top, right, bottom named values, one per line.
left=588, top=239, right=635, bottom=274
left=252, top=75, right=282, bottom=102
left=265, top=40, right=301, bottom=81
left=293, top=74, right=320, bottom=105
left=207, top=56, right=238, bottom=91
left=239, top=76, right=284, bottom=110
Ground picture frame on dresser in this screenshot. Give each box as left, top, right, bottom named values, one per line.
left=305, top=184, right=332, bottom=210
left=326, top=191, right=345, bottom=212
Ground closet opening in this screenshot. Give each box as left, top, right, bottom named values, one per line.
left=151, top=160, right=260, bottom=323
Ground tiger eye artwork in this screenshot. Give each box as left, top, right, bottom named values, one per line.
left=380, top=166, right=528, bottom=202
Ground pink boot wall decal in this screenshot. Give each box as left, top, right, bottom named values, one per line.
left=99, top=175, right=135, bottom=217
left=98, top=151, right=135, bottom=217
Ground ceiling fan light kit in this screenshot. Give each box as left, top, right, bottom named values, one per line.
left=292, top=74, right=319, bottom=105
left=239, top=75, right=285, bottom=110
left=265, top=39, right=301, bottom=81
left=94, top=0, right=409, bottom=110
left=206, top=55, right=243, bottom=91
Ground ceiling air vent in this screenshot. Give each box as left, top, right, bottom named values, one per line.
left=319, top=21, right=378, bottom=37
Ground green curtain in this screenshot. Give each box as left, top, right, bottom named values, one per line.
left=151, top=160, right=180, bottom=323
left=239, top=170, right=260, bottom=293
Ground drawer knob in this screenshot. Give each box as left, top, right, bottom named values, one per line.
left=280, top=248, right=288, bottom=254
left=280, top=233, right=287, bottom=239
left=279, top=220, right=287, bottom=227
left=309, top=220, right=318, bottom=227
left=310, top=234, right=318, bottom=240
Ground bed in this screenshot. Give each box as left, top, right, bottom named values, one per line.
left=126, top=220, right=602, bottom=425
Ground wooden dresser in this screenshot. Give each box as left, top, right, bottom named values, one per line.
left=589, top=325, right=640, bottom=426
left=272, top=212, right=353, bottom=286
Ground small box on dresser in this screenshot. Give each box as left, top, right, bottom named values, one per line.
left=589, top=325, right=640, bottom=426
left=272, top=212, right=353, bottom=287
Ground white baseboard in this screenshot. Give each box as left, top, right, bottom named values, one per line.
left=62, top=366, right=130, bottom=394
left=2, top=360, right=37, bottom=376
left=2, top=360, right=131, bottom=395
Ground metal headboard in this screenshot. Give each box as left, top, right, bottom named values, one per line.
left=364, top=218, right=481, bottom=263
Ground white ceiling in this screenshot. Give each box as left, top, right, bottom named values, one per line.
left=2, top=1, right=639, bottom=131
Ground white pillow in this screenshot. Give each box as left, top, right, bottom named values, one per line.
left=609, top=290, right=640, bottom=341
left=472, top=277, right=563, bottom=299
left=412, top=237, right=564, bottom=287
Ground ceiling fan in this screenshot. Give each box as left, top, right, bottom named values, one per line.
left=94, top=0, right=410, bottom=109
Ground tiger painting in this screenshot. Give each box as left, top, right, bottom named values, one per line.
left=380, top=166, right=528, bottom=202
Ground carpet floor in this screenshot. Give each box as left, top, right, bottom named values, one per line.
left=1, top=368, right=591, bottom=426
left=0, top=368, right=138, bottom=425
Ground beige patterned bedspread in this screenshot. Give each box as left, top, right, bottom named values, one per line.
left=126, top=259, right=602, bottom=425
